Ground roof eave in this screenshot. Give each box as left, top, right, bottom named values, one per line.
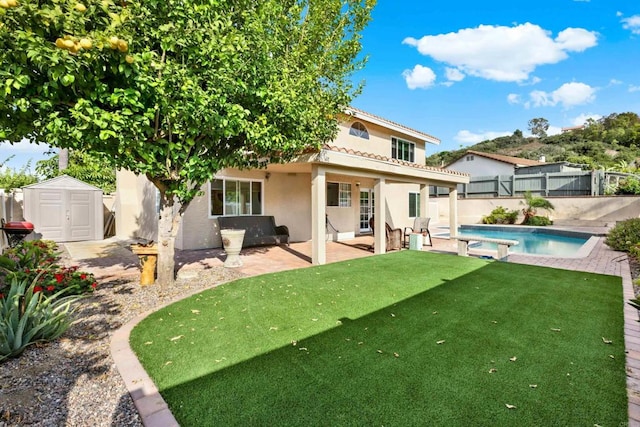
left=344, top=108, right=440, bottom=145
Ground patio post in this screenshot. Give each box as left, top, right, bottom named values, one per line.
left=420, top=183, right=429, bottom=218
left=449, top=186, right=458, bottom=235
left=374, top=178, right=386, bottom=254
left=311, top=165, right=326, bottom=265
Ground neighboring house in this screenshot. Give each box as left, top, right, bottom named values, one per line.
left=445, top=150, right=543, bottom=177
left=561, top=125, right=585, bottom=133
left=515, top=162, right=584, bottom=175
left=446, top=150, right=584, bottom=178
left=115, top=107, right=469, bottom=265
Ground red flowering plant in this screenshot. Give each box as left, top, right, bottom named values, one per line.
left=0, top=240, right=97, bottom=299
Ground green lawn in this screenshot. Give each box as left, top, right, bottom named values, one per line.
left=130, top=251, right=626, bottom=426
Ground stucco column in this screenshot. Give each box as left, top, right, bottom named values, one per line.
left=311, top=165, right=326, bottom=265
left=420, top=183, right=429, bottom=218
left=449, top=186, right=458, bottom=235
left=374, top=178, right=386, bottom=254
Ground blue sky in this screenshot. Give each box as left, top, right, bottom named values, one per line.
left=351, top=0, right=640, bottom=156
left=2, top=0, right=640, bottom=170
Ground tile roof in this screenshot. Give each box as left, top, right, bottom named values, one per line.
left=463, top=150, right=543, bottom=166
left=323, top=145, right=469, bottom=177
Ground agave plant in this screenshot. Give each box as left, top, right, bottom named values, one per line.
left=0, top=275, right=81, bottom=362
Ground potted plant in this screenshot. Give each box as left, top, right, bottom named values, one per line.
left=220, top=229, right=245, bottom=267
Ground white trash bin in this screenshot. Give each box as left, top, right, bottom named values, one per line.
left=409, top=233, right=423, bottom=250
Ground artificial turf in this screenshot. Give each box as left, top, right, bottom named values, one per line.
left=130, top=251, right=626, bottom=426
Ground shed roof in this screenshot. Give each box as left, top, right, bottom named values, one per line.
left=22, top=175, right=102, bottom=191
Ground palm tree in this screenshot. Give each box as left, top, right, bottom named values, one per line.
left=521, top=191, right=554, bottom=224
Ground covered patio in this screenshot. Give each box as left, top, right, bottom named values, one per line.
left=266, top=144, right=470, bottom=265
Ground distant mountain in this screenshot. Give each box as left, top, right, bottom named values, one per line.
left=426, top=112, right=640, bottom=172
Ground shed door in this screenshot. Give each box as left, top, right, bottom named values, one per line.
left=67, top=190, right=93, bottom=241
left=34, top=189, right=95, bottom=242
left=36, top=189, right=66, bottom=241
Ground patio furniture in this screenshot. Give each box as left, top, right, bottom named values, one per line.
left=450, top=235, right=518, bottom=261
left=404, top=217, right=432, bottom=248
left=217, top=215, right=289, bottom=248
left=369, top=216, right=402, bottom=251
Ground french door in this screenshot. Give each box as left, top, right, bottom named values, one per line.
left=359, top=189, right=374, bottom=232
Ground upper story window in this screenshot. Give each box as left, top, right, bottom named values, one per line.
left=210, top=178, right=263, bottom=217
left=349, top=121, right=369, bottom=139
left=391, top=137, right=415, bottom=163
left=466, top=155, right=474, bottom=161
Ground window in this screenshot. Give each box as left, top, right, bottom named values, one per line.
left=327, top=182, right=351, bottom=207
left=210, top=178, right=263, bottom=216
left=349, top=121, right=369, bottom=139
left=409, top=192, right=420, bottom=218
left=391, top=137, right=415, bottom=162
left=466, top=155, right=474, bottom=161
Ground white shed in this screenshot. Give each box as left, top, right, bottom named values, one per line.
left=23, top=175, right=104, bottom=242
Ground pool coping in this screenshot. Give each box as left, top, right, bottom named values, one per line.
left=433, top=224, right=599, bottom=259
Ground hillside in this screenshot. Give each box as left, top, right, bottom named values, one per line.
left=425, top=112, right=640, bottom=171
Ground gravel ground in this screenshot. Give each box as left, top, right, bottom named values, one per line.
left=0, top=257, right=243, bottom=426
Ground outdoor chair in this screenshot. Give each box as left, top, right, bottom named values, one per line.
left=404, top=217, right=432, bottom=248
left=369, top=216, right=403, bottom=251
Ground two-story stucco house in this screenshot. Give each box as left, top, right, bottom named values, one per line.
left=114, top=108, right=469, bottom=264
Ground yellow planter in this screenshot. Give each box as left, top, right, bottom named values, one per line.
left=131, top=244, right=158, bottom=285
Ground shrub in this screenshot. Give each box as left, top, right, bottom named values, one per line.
left=522, top=215, right=553, bottom=226
left=481, top=206, right=518, bottom=224
left=605, top=218, right=640, bottom=252
left=615, top=176, right=640, bottom=195
left=521, top=191, right=554, bottom=225
left=0, top=276, right=81, bottom=362
left=0, top=241, right=97, bottom=298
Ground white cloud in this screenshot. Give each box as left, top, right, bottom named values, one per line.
left=630, top=85, right=640, bottom=93
left=507, top=93, right=521, bottom=104
left=402, top=65, right=436, bottom=89
left=445, top=67, right=465, bottom=82
left=454, top=130, right=512, bottom=144
left=609, top=78, right=623, bottom=85
left=622, top=15, right=640, bottom=34
left=1, top=139, right=50, bottom=153
left=547, top=126, right=563, bottom=136
left=529, top=82, right=596, bottom=108
left=402, top=23, right=598, bottom=82
left=617, top=11, right=623, bottom=17
left=571, top=113, right=602, bottom=126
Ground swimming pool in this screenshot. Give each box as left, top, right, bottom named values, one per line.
left=448, top=225, right=597, bottom=257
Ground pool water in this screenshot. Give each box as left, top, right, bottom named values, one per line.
left=455, top=225, right=592, bottom=256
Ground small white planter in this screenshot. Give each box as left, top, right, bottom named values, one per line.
left=221, top=229, right=245, bottom=268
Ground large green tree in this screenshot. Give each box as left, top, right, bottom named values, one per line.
left=36, top=149, right=116, bottom=193
left=0, top=0, right=374, bottom=284
left=527, top=117, right=549, bottom=138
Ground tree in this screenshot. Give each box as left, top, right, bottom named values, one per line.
left=0, top=157, right=37, bottom=191
left=528, top=118, right=549, bottom=138
left=36, top=150, right=116, bottom=193
left=0, top=0, right=374, bottom=285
